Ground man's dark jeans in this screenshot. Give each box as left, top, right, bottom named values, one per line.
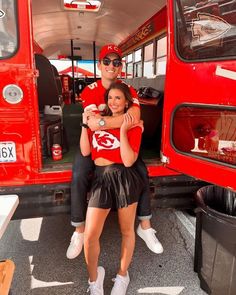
left=70, top=150, right=152, bottom=227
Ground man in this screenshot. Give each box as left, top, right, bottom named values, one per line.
left=66, top=44, right=163, bottom=259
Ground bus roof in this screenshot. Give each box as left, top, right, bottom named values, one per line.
left=32, top=0, right=166, bottom=60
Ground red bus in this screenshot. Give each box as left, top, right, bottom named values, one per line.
left=0, top=0, right=235, bottom=219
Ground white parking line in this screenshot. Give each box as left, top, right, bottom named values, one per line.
left=174, top=210, right=195, bottom=239
left=137, top=286, right=184, bottom=294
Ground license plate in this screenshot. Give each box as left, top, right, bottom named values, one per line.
left=0, top=142, right=16, bottom=163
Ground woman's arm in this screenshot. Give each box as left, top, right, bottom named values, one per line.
left=120, top=113, right=139, bottom=167
left=80, top=112, right=91, bottom=156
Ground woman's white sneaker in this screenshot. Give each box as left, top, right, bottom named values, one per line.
left=66, top=231, right=84, bottom=259
left=111, top=272, right=130, bottom=295
left=87, top=266, right=105, bottom=295
left=136, top=224, right=164, bottom=254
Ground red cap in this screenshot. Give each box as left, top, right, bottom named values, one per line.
left=99, top=44, right=122, bottom=60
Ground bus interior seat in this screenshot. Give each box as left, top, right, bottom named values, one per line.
left=35, top=53, right=62, bottom=112
left=51, top=64, right=63, bottom=103
left=123, top=76, right=165, bottom=92
left=140, top=91, right=164, bottom=150
left=35, top=54, right=68, bottom=158
left=123, top=76, right=165, bottom=150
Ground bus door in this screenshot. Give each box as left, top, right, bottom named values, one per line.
left=0, top=0, right=40, bottom=185
left=162, top=0, right=236, bottom=191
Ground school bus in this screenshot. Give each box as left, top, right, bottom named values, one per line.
left=0, top=0, right=235, bottom=219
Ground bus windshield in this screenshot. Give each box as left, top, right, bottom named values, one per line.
left=0, top=0, right=17, bottom=59
left=175, top=0, right=236, bottom=60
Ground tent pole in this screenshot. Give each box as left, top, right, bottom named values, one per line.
left=93, top=41, right=97, bottom=82
left=70, top=39, right=76, bottom=103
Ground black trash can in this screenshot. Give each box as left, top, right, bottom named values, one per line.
left=194, top=185, right=236, bottom=295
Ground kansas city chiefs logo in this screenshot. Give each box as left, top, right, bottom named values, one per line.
left=191, top=13, right=231, bottom=44
left=92, top=131, right=120, bottom=151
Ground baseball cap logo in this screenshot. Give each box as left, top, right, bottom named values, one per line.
left=107, top=45, right=119, bottom=52
left=99, top=44, right=122, bottom=60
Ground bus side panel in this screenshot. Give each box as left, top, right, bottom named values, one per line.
left=162, top=0, right=236, bottom=190
left=0, top=0, right=41, bottom=185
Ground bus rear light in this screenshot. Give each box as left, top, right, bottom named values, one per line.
left=2, top=84, right=23, bottom=104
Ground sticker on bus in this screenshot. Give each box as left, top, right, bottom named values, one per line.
left=0, top=142, right=16, bottom=163
left=0, top=9, right=5, bottom=18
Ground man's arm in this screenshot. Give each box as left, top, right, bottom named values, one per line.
left=87, top=105, right=140, bottom=131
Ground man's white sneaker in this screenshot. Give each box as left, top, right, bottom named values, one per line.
left=66, top=231, right=84, bottom=259
left=111, top=272, right=130, bottom=295
left=137, top=224, right=164, bottom=254
left=87, top=266, right=105, bottom=295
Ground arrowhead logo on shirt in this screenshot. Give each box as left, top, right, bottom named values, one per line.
left=92, top=131, right=120, bottom=151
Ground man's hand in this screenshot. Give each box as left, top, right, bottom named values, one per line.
left=82, top=110, right=91, bottom=124
left=87, top=114, right=102, bottom=131
left=132, top=119, right=144, bottom=132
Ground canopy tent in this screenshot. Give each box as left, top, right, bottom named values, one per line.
left=59, top=66, right=96, bottom=78
left=59, top=66, right=129, bottom=78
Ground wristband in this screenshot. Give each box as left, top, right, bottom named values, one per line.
left=80, top=123, right=89, bottom=128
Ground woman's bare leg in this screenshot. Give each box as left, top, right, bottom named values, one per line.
left=117, top=202, right=138, bottom=276
left=84, top=207, right=110, bottom=282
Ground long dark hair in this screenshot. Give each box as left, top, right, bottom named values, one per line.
left=104, top=82, right=133, bottom=116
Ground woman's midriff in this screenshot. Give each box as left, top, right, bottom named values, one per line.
left=94, top=157, right=115, bottom=166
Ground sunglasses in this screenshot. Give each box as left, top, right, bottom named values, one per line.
left=102, top=58, right=122, bottom=67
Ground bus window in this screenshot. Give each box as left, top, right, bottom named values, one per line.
left=126, top=53, right=133, bottom=79
left=143, top=42, right=154, bottom=78
left=156, top=36, right=167, bottom=75
left=0, top=0, right=17, bottom=59
left=176, top=0, right=236, bottom=60
left=172, top=106, right=236, bottom=166
left=134, top=48, right=142, bottom=77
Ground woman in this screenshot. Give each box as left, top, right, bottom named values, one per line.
left=80, top=82, right=144, bottom=295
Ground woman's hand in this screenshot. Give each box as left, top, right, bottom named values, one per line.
left=121, top=113, right=136, bottom=133
left=120, top=113, right=141, bottom=167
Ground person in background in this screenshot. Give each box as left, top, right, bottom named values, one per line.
left=66, top=44, right=163, bottom=260
left=82, top=82, right=144, bottom=295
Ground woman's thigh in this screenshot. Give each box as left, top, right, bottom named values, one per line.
left=118, top=203, right=138, bottom=234
left=85, top=207, right=110, bottom=240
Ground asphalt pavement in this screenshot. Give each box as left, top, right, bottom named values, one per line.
left=0, top=208, right=207, bottom=295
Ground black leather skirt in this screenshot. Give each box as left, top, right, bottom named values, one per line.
left=88, top=163, right=144, bottom=209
